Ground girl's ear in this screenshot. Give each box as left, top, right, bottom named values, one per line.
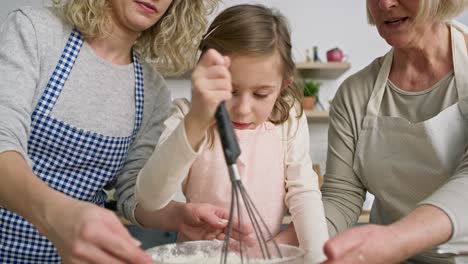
left=281, top=77, right=294, bottom=90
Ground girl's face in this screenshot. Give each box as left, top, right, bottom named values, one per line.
left=226, top=53, right=290, bottom=130
left=367, top=0, right=426, bottom=48
left=109, top=0, right=173, bottom=34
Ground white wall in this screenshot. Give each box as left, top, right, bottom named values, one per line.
left=0, top=0, right=50, bottom=23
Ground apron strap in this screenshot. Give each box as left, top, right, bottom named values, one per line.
left=35, top=28, right=84, bottom=115
left=131, top=50, right=144, bottom=137
left=450, top=23, right=468, bottom=100
left=366, top=50, right=393, bottom=116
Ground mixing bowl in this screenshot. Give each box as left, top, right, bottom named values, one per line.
left=146, top=240, right=304, bottom=264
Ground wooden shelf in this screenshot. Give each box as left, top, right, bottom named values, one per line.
left=296, top=62, right=351, bottom=79
left=359, top=210, right=370, bottom=223
left=305, top=110, right=329, bottom=122
left=165, top=62, right=350, bottom=80
left=165, top=71, right=192, bottom=80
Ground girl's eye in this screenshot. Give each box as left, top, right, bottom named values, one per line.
left=254, top=93, right=269, bottom=98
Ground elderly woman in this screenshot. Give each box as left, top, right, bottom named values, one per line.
left=0, top=0, right=251, bottom=263
left=321, top=0, right=468, bottom=263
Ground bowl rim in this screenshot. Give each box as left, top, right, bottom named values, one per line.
left=146, top=240, right=305, bottom=263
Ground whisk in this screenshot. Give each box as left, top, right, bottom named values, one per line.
left=215, top=103, right=283, bottom=264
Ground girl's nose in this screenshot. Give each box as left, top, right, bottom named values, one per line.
left=233, top=97, right=251, bottom=116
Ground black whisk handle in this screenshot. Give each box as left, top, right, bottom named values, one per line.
left=215, top=102, right=241, bottom=165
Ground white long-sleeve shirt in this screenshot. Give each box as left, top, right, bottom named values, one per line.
left=136, top=98, right=329, bottom=262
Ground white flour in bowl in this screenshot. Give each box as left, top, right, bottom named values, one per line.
left=153, top=253, right=272, bottom=264
left=147, top=240, right=301, bottom=264
left=152, top=247, right=268, bottom=264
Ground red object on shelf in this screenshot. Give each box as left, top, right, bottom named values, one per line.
left=327, top=47, right=346, bottom=62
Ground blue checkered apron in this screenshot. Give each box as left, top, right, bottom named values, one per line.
left=0, top=29, right=144, bottom=263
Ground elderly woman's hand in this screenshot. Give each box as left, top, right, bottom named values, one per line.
left=321, top=224, right=406, bottom=264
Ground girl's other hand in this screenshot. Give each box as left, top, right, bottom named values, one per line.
left=42, top=199, right=153, bottom=264
left=177, top=202, right=254, bottom=246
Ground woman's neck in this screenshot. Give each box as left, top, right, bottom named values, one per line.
left=87, top=26, right=139, bottom=65
left=390, top=22, right=453, bottom=92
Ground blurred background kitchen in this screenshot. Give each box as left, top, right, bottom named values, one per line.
left=2, top=0, right=467, bottom=248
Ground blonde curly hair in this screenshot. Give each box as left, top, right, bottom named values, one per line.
left=52, top=0, right=218, bottom=76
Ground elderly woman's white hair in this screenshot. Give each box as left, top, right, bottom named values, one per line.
left=367, top=0, right=468, bottom=25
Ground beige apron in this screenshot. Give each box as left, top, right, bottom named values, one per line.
left=184, top=122, right=286, bottom=238
left=352, top=24, right=468, bottom=263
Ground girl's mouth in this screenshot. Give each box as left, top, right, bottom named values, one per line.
left=232, top=122, right=251, bottom=130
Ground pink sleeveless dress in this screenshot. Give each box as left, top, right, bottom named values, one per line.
left=184, top=121, right=286, bottom=237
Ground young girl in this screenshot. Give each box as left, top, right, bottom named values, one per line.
left=136, top=4, right=329, bottom=262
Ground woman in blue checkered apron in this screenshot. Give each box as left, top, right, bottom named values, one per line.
left=0, top=0, right=249, bottom=263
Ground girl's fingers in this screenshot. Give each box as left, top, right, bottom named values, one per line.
left=214, top=208, right=254, bottom=236
left=207, top=79, right=232, bottom=92
left=194, top=77, right=230, bottom=91
left=192, top=64, right=229, bottom=81
left=192, top=76, right=231, bottom=96
left=217, top=233, right=253, bottom=246
left=223, top=56, right=231, bottom=68
left=199, top=49, right=226, bottom=67
left=193, top=49, right=230, bottom=84
left=193, top=80, right=232, bottom=103
left=203, top=65, right=231, bottom=80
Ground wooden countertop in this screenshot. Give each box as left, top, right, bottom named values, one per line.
left=282, top=210, right=370, bottom=225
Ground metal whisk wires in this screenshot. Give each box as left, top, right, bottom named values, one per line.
left=215, top=103, right=283, bottom=264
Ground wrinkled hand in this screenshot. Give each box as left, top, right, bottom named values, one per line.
left=41, top=200, right=153, bottom=264
left=322, top=224, right=404, bottom=264
left=188, top=49, right=232, bottom=130
left=177, top=202, right=254, bottom=245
